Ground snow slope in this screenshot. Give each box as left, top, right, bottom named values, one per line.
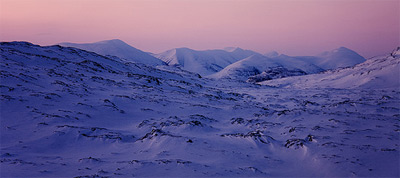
left=59, top=39, right=165, bottom=66
left=260, top=47, right=400, bottom=89
left=154, top=47, right=259, bottom=76
left=1, top=42, right=399, bottom=177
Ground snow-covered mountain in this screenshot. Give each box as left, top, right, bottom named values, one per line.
left=209, top=54, right=280, bottom=80
left=260, top=47, right=400, bottom=89
left=59, top=39, right=165, bottom=66
left=296, top=47, right=366, bottom=70
left=1, top=42, right=399, bottom=177
left=210, top=47, right=364, bottom=82
left=154, top=47, right=259, bottom=76
left=210, top=53, right=324, bottom=81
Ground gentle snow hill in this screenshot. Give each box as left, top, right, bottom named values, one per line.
left=210, top=54, right=324, bottom=81
left=295, top=47, right=366, bottom=70
left=153, top=47, right=259, bottom=76
left=209, top=54, right=280, bottom=81
left=59, top=39, right=165, bottom=66
left=260, top=47, right=400, bottom=89
left=268, top=54, right=324, bottom=73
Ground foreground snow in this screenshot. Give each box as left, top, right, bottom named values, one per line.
left=1, top=42, right=399, bottom=177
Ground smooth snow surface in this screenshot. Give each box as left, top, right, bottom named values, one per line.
left=59, top=39, right=165, bottom=66
left=1, top=42, right=399, bottom=177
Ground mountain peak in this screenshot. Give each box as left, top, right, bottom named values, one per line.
left=333, top=46, right=355, bottom=53
left=264, top=51, right=279, bottom=58
left=223, top=47, right=243, bottom=52
left=175, top=47, right=194, bottom=52
left=94, top=39, right=127, bottom=45
left=246, top=53, right=268, bottom=60
left=315, top=47, right=366, bottom=70
left=337, top=46, right=351, bottom=50
left=318, top=47, right=362, bottom=57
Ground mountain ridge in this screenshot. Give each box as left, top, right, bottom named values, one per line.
left=59, top=39, right=166, bottom=66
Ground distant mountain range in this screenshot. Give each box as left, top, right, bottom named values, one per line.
left=153, top=47, right=258, bottom=76
left=210, top=47, right=365, bottom=82
left=58, top=39, right=366, bottom=82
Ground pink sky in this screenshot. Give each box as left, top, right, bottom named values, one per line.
left=1, top=0, right=399, bottom=57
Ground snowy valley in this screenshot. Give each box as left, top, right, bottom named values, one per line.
left=0, top=41, right=399, bottom=177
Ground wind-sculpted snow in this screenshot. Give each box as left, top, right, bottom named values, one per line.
left=1, top=42, right=399, bottom=177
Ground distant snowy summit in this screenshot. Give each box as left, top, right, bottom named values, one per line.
left=59, top=39, right=165, bottom=66
left=314, top=47, right=366, bottom=70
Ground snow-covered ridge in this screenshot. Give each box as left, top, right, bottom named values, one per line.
left=59, top=39, right=165, bottom=66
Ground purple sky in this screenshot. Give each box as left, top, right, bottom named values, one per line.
left=1, top=0, right=399, bottom=58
